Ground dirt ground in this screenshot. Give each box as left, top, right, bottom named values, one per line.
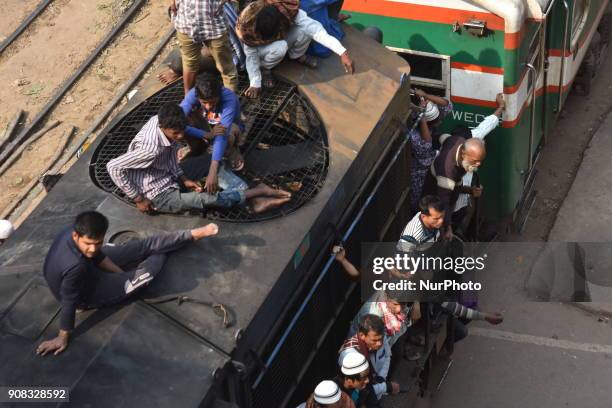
left=0, top=0, right=174, bottom=217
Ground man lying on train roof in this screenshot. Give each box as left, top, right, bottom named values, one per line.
left=421, top=133, right=486, bottom=240
left=236, top=0, right=354, bottom=98
left=179, top=72, right=246, bottom=193
left=106, top=103, right=291, bottom=215
left=37, top=211, right=219, bottom=356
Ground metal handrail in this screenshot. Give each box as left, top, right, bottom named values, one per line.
left=557, top=1, right=570, bottom=112
left=525, top=63, right=537, bottom=173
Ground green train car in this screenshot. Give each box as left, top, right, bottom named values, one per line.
left=344, top=0, right=610, bottom=226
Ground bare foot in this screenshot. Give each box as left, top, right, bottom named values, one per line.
left=191, top=223, right=219, bottom=240
left=158, top=68, right=180, bottom=84
left=254, top=184, right=292, bottom=199
left=250, top=196, right=291, bottom=213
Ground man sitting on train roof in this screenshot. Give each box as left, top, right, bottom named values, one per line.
left=421, top=132, right=486, bottom=240
left=236, top=0, right=354, bottom=98
left=338, top=314, right=400, bottom=400
left=36, top=211, right=220, bottom=356
left=450, top=93, right=505, bottom=240
left=180, top=72, right=246, bottom=192
left=107, top=103, right=291, bottom=215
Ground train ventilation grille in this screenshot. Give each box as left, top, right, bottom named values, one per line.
left=90, top=75, right=328, bottom=222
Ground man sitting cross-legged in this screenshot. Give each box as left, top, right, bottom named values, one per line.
left=37, top=211, right=219, bottom=356
left=180, top=72, right=246, bottom=186
left=107, top=102, right=291, bottom=215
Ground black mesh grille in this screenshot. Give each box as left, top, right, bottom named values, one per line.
left=90, top=75, right=328, bottom=222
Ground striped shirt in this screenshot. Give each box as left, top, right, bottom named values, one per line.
left=396, top=212, right=441, bottom=253
left=107, top=116, right=183, bottom=201
left=174, top=0, right=226, bottom=43
left=440, top=301, right=486, bottom=320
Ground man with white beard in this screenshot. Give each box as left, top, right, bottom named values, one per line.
left=421, top=130, right=487, bottom=240
left=451, top=93, right=505, bottom=239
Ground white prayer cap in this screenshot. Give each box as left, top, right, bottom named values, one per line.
left=341, top=351, right=369, bottom=376
left=313, top=380, right=341, bottom=405
left=0, top=220, right=14, bottom=239
left=423, top=101, right=440, bottom=122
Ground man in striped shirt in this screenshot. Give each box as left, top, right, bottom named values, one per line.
left=396, top=195, right=445, bottom=254
left=107, top=103, right=291, bottom=214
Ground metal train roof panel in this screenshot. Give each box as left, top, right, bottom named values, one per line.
left=0, top=25, right=410, bottom=402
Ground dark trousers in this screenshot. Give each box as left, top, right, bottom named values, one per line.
left=81, top=231, right=192, bottom=308
left=453, top=318, right=470, bottom=343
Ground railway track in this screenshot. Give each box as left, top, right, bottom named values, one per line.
left=0, top=0, right=177, bottom=224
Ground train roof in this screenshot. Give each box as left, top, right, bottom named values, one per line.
left=0, top=26, right=410, bottom=406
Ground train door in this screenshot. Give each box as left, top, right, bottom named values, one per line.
left=517, top=1, right=557, bottom=229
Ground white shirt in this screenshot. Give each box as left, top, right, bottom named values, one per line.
left=244, top=10, right=347, bottom=87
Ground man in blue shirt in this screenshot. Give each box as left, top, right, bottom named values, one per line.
left=180, top=72, right=245, bottom=194
left=37, top=211, right=219, bottom=356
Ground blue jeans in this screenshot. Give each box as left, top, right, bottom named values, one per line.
left=151, top=164, right=247, bottom=213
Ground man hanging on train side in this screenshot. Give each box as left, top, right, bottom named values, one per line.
left=421, top=132, right=487, bottom=240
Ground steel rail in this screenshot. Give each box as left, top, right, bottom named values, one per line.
left=5, top=27, right=176, bottom=222
left=0, top=0, right=147, bottom=168
left=0, top=110, right=24, bottom=152
left=0, top=127, right=75, bottom=220
left=0, top=0, right=54, bottom=54
left=72, top=26, right=176, bottom=162
left=0, top=120, right=60, bottom=177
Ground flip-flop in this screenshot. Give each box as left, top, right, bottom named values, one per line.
left=296, top=54, right=319, bottom=69
left=229, top=149, right=245, bottom=171
left=262, top=69, right=276, bottom=88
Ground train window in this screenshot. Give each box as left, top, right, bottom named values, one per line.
left=388, top=47, right=450, bottom=98
left=571, top=0, right=590, bottom=47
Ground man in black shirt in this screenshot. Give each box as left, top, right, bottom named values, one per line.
left=37, top=211, right=219, bottom=356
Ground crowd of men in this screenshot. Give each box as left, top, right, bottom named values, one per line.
left=23, top=0, right=508, bottom=407
left=34, top=0, right=355, bottom=359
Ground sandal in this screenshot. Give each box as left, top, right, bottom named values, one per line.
left=230, top=149, right=245, bottom=172
left=262, top=69, right=276, bottom=88
left=177, top=146, right=191, bottom=162
left=407, top=334, right=426, bottom=347
left=296, top=54, right=319, bottom=69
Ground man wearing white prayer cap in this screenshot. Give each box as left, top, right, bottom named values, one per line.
left=0, top=219, right=14, bottom=243
left=334, top=351, right=381, bottom=407
left=297, top=379, right=355, bottom=408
